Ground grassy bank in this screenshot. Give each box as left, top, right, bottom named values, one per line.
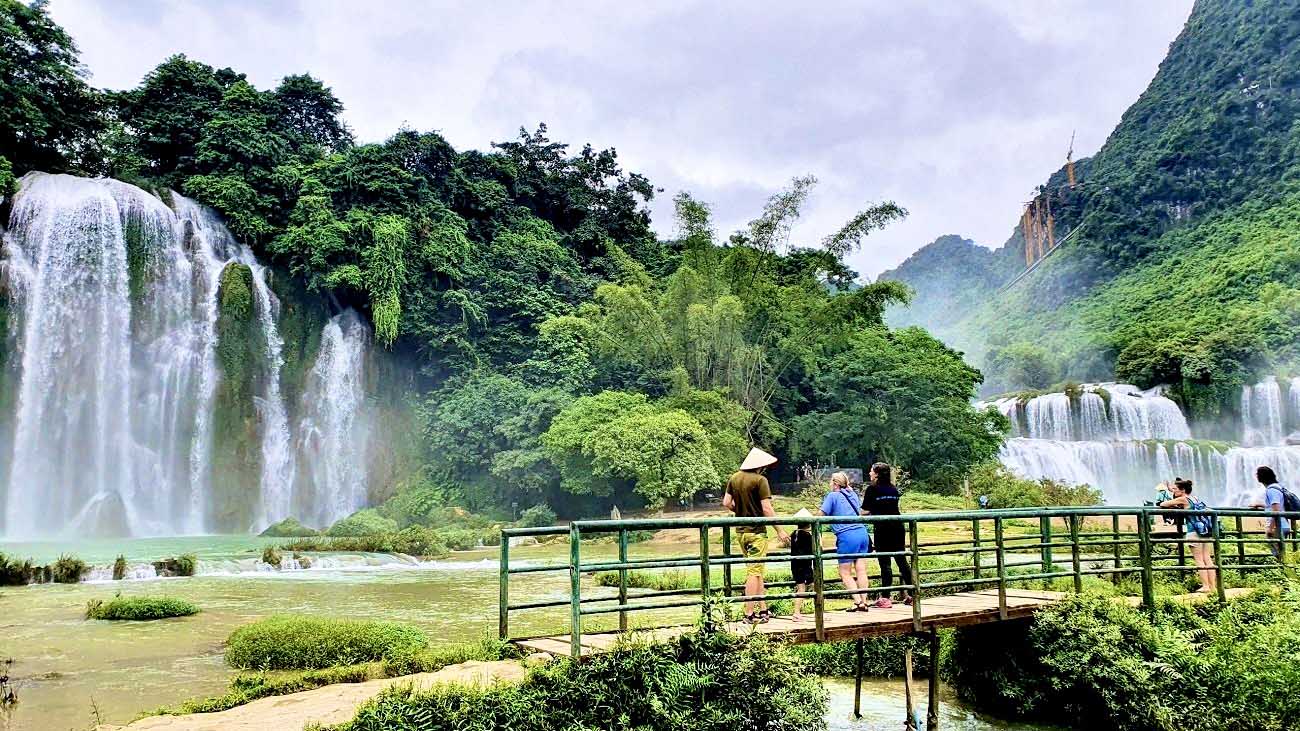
left=86, top=596, right=199, bottom=620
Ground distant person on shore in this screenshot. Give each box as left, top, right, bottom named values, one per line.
left=1157, top=478, right=1217, bottom=594
left=1257, top=466, right=1293, bottom=560
left=864, top=463, right=912, bottom=607
left=819, top=471, right=872, bottom=612
left=723, top=447, right=788, bottom=624
left=788, top=508, right=815, bottom=622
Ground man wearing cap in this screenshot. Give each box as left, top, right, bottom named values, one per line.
left=723, top=447, right=789, bottom=624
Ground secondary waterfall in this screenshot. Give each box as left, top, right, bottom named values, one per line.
left=991, top=380, right=1300, bottom=505
left=294, top=310, right=373, bottom=529
left=0, top=174, right=375, bottom=538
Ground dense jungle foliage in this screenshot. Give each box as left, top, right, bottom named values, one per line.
left=0, top=0, right=1007, bottom=518
left=945, top=586, right=1300, bottom=731
left=882, top=0, right=1300, bottom=415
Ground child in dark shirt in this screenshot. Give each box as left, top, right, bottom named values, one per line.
left=789, top=508, right=815, bottom=622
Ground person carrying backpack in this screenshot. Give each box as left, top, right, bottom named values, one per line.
left=1257, top=466, right=1296, bottom=560
left=1158, top=478, right=1217, bottom=594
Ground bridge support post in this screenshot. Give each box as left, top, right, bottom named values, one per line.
left=1039, top=516, right=1053, bottom=575
left=994, top=518, right=1007, bottom=620
left=904, top=648, right=917, bottom=731
left=971, top=519, right=982, bottom=579
left=1235, top=516, right=1246, bottom=577
left=927, top=630, right=940, bottom=731
left=1070, top=515, right=1083, bottom=593
left=698, top=525, right=711, bottom=608
left=853, top=638, right=864, bottom=719
left=1211, top=516, right=1226, bottom=602
left=1111, top=515, right=1122, bottom=586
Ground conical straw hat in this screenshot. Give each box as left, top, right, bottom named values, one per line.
left=792, top=508, right=813, bottom=519
left=739, top=447, right=778, bottom=471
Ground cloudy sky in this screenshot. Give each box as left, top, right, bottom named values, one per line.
left=49, top=1, right=1193, bottom=279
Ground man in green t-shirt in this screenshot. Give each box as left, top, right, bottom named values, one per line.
left=723, top=447, right=788, bottom=623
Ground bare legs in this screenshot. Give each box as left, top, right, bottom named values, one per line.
left=744, top=574, right=768, bottom=616
left=1191, top=541, right=1216, bottom=593
left=838, top=558, right=870, bottom=607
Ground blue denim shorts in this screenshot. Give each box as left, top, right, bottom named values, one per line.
left=834, top=528, right=870, bottom=565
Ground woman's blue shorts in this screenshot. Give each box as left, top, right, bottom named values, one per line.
left=834, top=527, right=870, bottom=565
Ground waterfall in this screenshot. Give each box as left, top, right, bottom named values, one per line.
left=1242, top=376, right=1285, bottom=447
left=990, top=380, right=1300, bottom=506
left=295, top=310, right=372, bottom=529
left=0, top=174, right=301, bottom=538
left=1288, top=377, right=1300, bottom=437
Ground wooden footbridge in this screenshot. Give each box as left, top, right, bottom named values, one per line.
left=498, top=505, right=1294, bottom=724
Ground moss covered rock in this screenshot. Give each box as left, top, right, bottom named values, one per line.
left=259, top=517, right=320, bottom=537
left=212, top=262, right=265, bottom=531
left=326, top=509, right=398, bottom=537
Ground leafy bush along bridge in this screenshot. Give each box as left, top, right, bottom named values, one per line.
left=499, top=506, right=1296, bottom=725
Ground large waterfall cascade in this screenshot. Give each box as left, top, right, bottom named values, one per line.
left=991, top=379, right=1300, bottom=505
left=0, top=174, right=374, bottom=538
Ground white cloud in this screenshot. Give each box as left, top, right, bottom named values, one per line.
left=48, top=0, right=1193, bottom=278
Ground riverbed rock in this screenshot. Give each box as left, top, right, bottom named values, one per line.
left=94, top=659, right=526, bottom=731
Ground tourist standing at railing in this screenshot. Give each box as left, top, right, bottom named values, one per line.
left=1257, top=466, right=1293, bottom=560
left=818, top=471, right=872, bottom=612
left=1157, top=478, right=1217, bottom=594
left=723, top=447, right=789, bottom=624
left=864, top=463, right=913, bottom=608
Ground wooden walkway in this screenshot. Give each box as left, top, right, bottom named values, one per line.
left=516, top=588, right=1065, bottom=657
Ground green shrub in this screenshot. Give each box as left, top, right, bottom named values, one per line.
left=225, top=616, right=429, bottom=670
left=792, top=635, right=932, bottom=677
left=480, top=525, right=502, bottom=546
left=437, top=528, right=481, bottom=551
left=517, top=504, right=557, bottom=529
left=259, top=517, right=320, bottom=537
left=278, top=526, right=449, bottom=557
left=175, top=553, right=197, bottom=576
left=377, top=479, right=457, bottom=528
left=327, top=509, right=399, bottom=537
left=970, top=461, right=1102, bottom=509
left=86, top=596, right=200, bottom=620
left=338, top=626, right=826, bottom=731
left=261, top=546, right=282, bottom=568
left=112, top=555, right=128, bottom=581
left=51, top=554, right=87, bottom=583
left=945, top=587, right=1300, bottom=731
left=0, top=553, right=35, bottom=586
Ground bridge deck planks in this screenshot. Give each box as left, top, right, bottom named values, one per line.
left=515, top=588, right=1066, bottom=658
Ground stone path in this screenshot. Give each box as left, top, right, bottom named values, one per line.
left=96, top=659, right=526, bottom=731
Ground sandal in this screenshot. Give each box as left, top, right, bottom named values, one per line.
left=745, top=613, right=762, bottom=625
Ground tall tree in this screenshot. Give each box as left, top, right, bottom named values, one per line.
left=0, top=0, right=103, bottom=174
left=272, top=73, right=352, bottom=154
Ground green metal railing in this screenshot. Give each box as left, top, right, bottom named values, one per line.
left=499, top=506, right=1299, bottom=657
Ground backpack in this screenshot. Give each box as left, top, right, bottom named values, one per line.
left=1187, top=497, right=1217, bottom=537
left=1274, top=484, right=1300, bottom=513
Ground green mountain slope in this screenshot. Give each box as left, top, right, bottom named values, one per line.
left=885, top=0, right=1300, bottom=414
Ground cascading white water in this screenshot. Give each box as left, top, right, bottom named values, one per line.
left=0, top=174, right=315, bottom=538
left=294, top=310, right=372, bottom=529
left=1242, top=376, right=1285, bottom=447
left=992, top=379, right=1300, bottom=506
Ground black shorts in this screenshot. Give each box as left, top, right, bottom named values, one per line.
left=790, top=559, right=814, bottom=586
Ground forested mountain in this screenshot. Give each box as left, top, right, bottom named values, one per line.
left=0, top=0, right=1005, bottom=522
left=885, top=0, right=1300, bottom=415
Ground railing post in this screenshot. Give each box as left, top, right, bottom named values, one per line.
left=1235, top=515, right=1246, bottom=573
left=972, top=518, right=982, bottom=580
left=699, top=525, right=712, bottom=611
left=1211, top=512, right=1226, bottom=602
left=498, top=533, right=510, bottom=640
left=1277, top=515, right=1288, bottom=563
left=1040, top=515, right=1053, bottom=574
left=995, top=517, right=1007, bottom=620
left=1070, top=514, right=1082, bottom=593
left=812, top=521, right=826, bottom=642
left=569, top=523, right=582, bottom=658
left=722, top=526, right=733, bottom=598
left=618, top=527, right=629, bottom=633
left=1138, top=510, right=1155, bottom=614
left=1111, top=514, right=1122, bottom=586
left=911, top=519, right=923, bottom=632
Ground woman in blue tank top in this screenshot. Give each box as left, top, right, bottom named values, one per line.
left=819, top=471, right=872, bottom=612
